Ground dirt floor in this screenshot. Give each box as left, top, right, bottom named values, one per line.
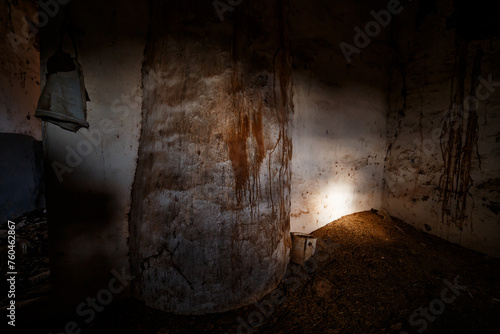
left=2, top=209, right=500, bottom=333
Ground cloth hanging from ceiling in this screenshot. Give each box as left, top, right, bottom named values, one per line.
left=35, top=50, right=90, bottom=132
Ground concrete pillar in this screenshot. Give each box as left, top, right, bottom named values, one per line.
left=129, top=0, right=293, bottom=314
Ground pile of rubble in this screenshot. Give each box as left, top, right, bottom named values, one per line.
left=0, top=209, right=50, bottom=309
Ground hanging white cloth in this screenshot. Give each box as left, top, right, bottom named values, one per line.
left=35, top=51, right=90, bottom=132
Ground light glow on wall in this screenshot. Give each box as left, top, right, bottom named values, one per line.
left=323, top=180, right=355, bottom=219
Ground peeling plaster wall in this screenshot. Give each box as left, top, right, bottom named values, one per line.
left=0, top=0, right=41, bottom=139
left=40, top=0, right=148, bottom=308
left=289, top=0, right=391, bottom=233
left=384, top=0, right=500, bottom=257
left=129, top=0, right=292, bottom=314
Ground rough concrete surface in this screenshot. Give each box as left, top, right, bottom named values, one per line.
left=129, top=0, right=293, bottom=314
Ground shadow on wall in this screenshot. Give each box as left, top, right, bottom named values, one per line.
left=45, top=177, right=123, bottom=313
left=0, top=133, right=45, bottom=221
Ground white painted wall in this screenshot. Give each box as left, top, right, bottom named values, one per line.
left=290, top=72, right=387, bottom=233
left=288, top=0, right=390, bottom=234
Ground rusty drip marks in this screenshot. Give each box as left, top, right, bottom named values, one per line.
left=227, top=45, right=248, bottom=203
left=227, top=9, right=269, bottom=207
left=251, top=101, right=266, bottom=168
left=226, top=104, right=251, bottom=203
left=226, top=93, right=269, bottom=207
left=439, top=41, right=482, bottom=231
left=224, top=0, right=293, bottom=246
left=275, top=0, right=293, bottom=235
